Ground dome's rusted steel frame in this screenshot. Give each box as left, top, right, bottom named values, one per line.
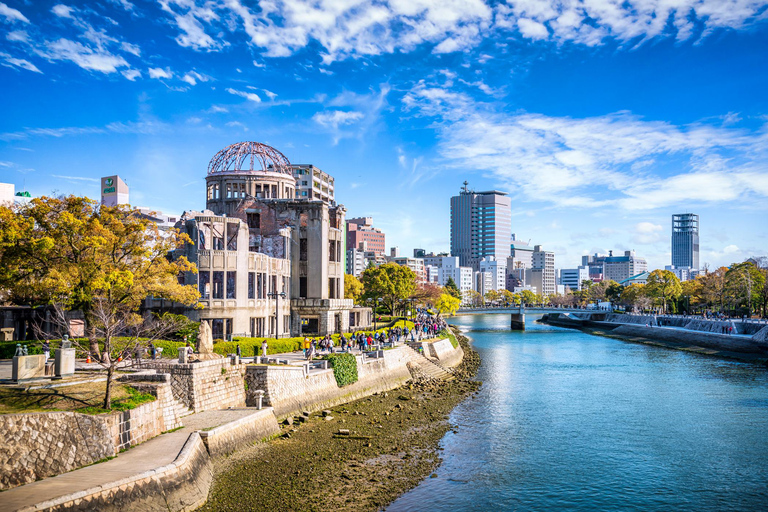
left=207, top=141, right=292, bottom=175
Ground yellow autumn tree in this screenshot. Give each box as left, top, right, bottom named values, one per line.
left=0, top=195, right=199, bottom=408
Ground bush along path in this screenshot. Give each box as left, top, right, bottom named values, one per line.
left=200, top=326, right=481, bottom=512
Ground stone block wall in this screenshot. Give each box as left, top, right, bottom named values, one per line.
left=146, top=358, right=246, bottom=413
left=103, top=400, right=165, bottom=453
left=427, top=338, right=464, bottom=368
left=245, top=346, right=421, bottom=418
left=0, top=412, right=114, bottom=490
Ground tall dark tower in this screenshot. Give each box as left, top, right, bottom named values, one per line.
left=672, top=213, right=700, bottom=269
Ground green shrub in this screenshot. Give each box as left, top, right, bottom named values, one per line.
left=228, top=337, right=303, bottom=356
left=324, top=352, right=358, bottom=387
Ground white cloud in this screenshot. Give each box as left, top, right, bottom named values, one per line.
left=179, top=71, right=210, bottom=86
left=207, top=105, right=228, bottom=113
left=122, top=68, right=140, bottom=80
left=517, top=18, right=548, bottom=39
left=120, top=41, right=141, bottom=56
left=224, top=0, right=492, bottom=61
left=159, top=0, right=219, bottom=50
left=52, top=4, right=75, bottom=18
left=0, top=52, right=42, bottom=73
left=0, top=120, right=166, bottom=141
left=51, top=174, right=99, bottom=182
left=148, top=67, right=173, bottom=79
left=226, top=87, right=261, bottom=102
left=0, top=2, right=29, bottom=23
left=263, top=89, right=277, bottom=100
left=312, top=110, right=364, bottom=129
left=150, top=0, right=768, bottom=62
left=634, top=222, right=664, bottom=244
left=403, top=81, right=768, bottom=211
left=6, top=30, right=29, bottom=42
left=41, top=39, right=129, bottom=73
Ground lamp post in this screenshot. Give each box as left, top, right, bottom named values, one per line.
left=267, top=291, right=287, bottom=338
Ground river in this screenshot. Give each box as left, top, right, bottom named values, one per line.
left=387, top=314, right=768, bottom=511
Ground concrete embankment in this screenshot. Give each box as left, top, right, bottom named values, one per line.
left=541, top=312, right=768, bottom=361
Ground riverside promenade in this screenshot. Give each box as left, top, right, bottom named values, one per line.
left=2, top=338, right=461, bottom=512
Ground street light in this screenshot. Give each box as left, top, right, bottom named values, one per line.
left=267, top=291, right=287, bottom=338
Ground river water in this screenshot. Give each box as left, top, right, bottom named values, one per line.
left=387, top=314, right=768, bottom=511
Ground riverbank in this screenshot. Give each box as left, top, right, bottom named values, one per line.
left=199, top=327, right=481, bottom=512
left=540, top=313, right=768, bottom=365
left=582, top=326, right=768, bottom=365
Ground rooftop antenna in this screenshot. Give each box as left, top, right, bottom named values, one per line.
left=462, top=180, right=469, bottom=193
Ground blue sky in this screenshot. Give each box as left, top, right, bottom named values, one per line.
left=1, top=0, right=767, bottom=271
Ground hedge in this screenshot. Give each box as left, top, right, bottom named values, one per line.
left=324, top=352, right=358, bottom=387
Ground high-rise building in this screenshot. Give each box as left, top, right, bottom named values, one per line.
left=530, top=245, right=555, bottom=296
left=672, top=213, right=699, bottom=269
left=450, top=182, right=511, bottom=270
left=101, top=175, right=129, bottom=206
left=346, top=217, right=386, bottom=255
left=291, top=164, right=335, bottom=204
left=346, top=247, right=367, bottom=278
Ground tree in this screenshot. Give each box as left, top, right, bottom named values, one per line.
left=645, top=269, right=682, bottom=313
left=484, top=289, right=501, bottom=305
left=410, top=282, right=443, bottom=310
left=444, top=277, right=461, bottom=299
left=520, top=289, right=536, bottom=305
left=619, top=283, right=646, bottom=312
left=501, top=289, right=518, bottom=306
left=605, top=280, right=623, bottom=304
left=726, top=261, right=765, bottom=316
left=360, top=263, right=417, bottom=316
left=700, top=267, right=728, bottom=312
left=466, top=290, right=483, bottom=307
left=435, top=293, right=460, bottom=317
left=344, top=274, right=364, bottom=304
left=679, top=277, right=704, bottom=314
left=0, top=195, right=200, bottom=409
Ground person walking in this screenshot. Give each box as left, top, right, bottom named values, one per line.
left=261, top=339, right=268, bottom=357
left=42, top=340, right=50, bottom=361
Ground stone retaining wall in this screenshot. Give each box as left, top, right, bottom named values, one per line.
left=24, top=432, right=213, bottom=512
left=198, top=408, right=280, bottom=458
left=427, top=338, right=464, bottom=368
left=0, top=412, right=115, bottom=491
left=244, top=343, right=460, bottom=418
left=145, top=358, right=246, bottom=412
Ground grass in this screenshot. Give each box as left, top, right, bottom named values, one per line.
left=0, top=382, right=155, bottom=415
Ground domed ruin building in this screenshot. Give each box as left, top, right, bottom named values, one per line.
left=166, top=142, right=371, bottom=339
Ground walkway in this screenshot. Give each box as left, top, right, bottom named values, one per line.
left=2, top=409, right=256, bottom=512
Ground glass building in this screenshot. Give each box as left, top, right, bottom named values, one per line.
left=450, top=182, right=512, bottom=270
left=671, top=213, right=700, bottom=269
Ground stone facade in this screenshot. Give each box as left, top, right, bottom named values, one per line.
left=0, top=412, right=114, bottom=490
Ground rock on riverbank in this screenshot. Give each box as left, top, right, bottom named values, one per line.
left=199, top=327, right=480, bottom=512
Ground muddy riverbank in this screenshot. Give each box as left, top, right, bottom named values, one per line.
left=199, top=328, right=481, bottom=512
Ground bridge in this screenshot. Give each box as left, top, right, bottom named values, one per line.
left=455, top=306, right=606, bottom=330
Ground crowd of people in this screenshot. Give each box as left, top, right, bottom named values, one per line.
left=297, top=312, right=450, bottom=360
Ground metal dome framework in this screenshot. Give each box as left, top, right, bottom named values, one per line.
left=207, top=141, right=292, bottom=175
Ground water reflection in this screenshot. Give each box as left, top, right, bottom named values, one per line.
left=386, top=314, right=768, bottom=512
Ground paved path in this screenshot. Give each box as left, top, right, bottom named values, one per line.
left=2, top=409, right=255, bottom=512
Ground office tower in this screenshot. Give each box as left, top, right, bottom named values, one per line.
left=672, top=213, right=699, bottom=269
left=450, top=182, right=512, bottom=270
left=346, top=217, right=386, bottom=255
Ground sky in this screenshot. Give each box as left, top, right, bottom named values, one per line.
left=1, top=0, right=767, bottom=271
